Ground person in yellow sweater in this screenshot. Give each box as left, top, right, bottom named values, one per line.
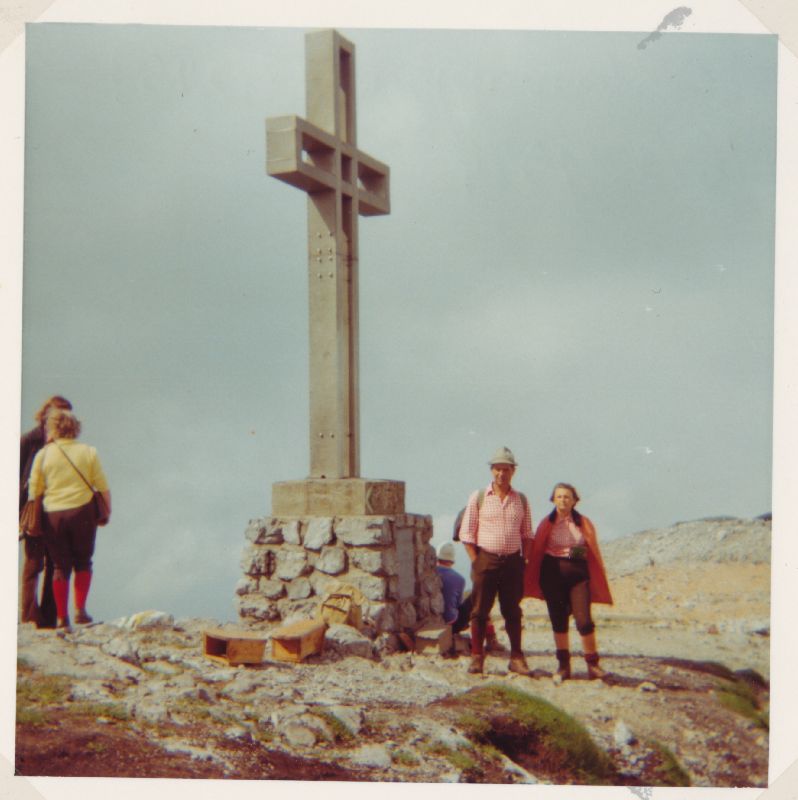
left=28, top=409, right=111, bottom=630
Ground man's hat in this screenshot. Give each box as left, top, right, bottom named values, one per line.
left=488, top=446, right=518, bottom=467
left=437, top=542, right=456, bottom=562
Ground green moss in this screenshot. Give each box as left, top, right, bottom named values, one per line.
left=645, top=739, right=692, bottom=786
left=458, top=683, right=614, bottom=784
left=715, top=680, right=769, bottom=730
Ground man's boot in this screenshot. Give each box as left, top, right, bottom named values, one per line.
left=506, top=619, right=530, bottom=675
left=468, top=620, right=486, bottom=674
left=585, top=652, right=606, bottom=680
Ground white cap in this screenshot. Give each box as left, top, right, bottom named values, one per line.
left=437, top=542, right=456, bottom=562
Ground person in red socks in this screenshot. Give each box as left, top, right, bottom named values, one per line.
left=27, top=408, right=111, bottom=629
left=458, top=447, right=533, bottom=675
left=524, top=482, right=613, bottom=681
left=19, top=395, right=72, bottom=627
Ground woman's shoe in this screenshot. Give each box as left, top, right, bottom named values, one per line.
left=554, top=649, right=571, bottom=683
left=585, top=652, right=606, bottom=680
left=587, top=663, right=606, bottom=680
left=74, top=609, right=93, bottom=625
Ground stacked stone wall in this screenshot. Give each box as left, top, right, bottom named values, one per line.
left=237, top=514, right=443, bottom=634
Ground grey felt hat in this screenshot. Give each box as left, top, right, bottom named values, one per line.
left=488, top=446, right=518, bottom=466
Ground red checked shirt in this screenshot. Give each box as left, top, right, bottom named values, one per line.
left=458, top=483, right=533, bottom=556
left=545, top=515, right=586, bottom=558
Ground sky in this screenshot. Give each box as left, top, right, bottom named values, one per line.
left=13, top=22, right=777, bottom=623
left=3, top=2, right=798, bottom=796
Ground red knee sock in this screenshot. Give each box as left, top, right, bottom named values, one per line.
left=52, top=578, right=70, bottom=619
left=73, top=571, right=92, bottom=611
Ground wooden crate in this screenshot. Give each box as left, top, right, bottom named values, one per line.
left=271, top=619, right=327, bottom=663
left=203, top=628, right=267, bottom=666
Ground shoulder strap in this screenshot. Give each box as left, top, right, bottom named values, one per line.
left=477, top=489, right=528, bottom=513
left=54, top=442, right=96, bottom=491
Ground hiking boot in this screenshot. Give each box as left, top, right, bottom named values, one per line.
left=468, top=654, right=485, bottom=674
left=508, top=655, right=531, bottom=676
left=74, top=609, right=93, bottom=625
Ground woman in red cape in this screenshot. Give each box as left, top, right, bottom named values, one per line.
left=524, top=483, right=613, bottom=681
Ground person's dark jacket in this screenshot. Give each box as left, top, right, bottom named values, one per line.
left=19, top=426, right=46, bottom=510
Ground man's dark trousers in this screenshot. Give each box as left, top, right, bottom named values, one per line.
left=469, top=549, right=525, bottom=655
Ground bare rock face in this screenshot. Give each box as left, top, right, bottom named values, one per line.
left=15, top=576, right=771, bottom=788
left=602, top=517, right=771, bottom=577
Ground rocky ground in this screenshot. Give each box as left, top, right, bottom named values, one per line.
left=14, top=516, right=771, bottom=786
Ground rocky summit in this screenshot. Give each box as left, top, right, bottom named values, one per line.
left=15, top=517, right=770, bottom=786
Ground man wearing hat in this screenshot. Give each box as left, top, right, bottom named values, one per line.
left=458, top=446, right=534, bottom=675
left=436, top=542, right=501, bottom=652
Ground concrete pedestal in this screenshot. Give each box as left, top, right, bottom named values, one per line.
left=272, top=478, right=405, bottom=516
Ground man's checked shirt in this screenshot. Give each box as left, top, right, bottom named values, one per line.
left=458, top=483, right=533, bottom=556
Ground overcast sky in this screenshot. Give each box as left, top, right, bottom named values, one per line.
left=14, top=22, right=777, bottom=623
left=4, top=2, right=798, bottom=796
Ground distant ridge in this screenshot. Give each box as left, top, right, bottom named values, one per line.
left=602, top=517, right=771, bottom=578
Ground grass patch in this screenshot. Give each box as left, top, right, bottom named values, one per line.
left=310, top=710, right=355, bottom=744
left=715, top=679, right=769, bottom=730
left=455, top=683, right=614, bottom=784
left=391, top=749, right=420, bottom=767
left=645, top=739, right=692, bottom=786
left=72, top=701, right=130, bottom=722
left=17, top=674, right=71, bottom=707
left=169, top=695, right=214, bottom=722
left=16, top=673, right=72, bottom=725
left=421, top=740, right=477, bottom=772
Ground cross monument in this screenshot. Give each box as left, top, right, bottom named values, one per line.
left=266, top=29, right=404, bottom=516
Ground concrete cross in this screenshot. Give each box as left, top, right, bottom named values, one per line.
left=266, top=29, right=390, bottom=480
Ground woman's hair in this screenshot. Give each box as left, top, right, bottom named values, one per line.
left=34, top=395, right=72, bottom=426
left=549, top=482, right=580, bottom=503
left=46, top=409, right=81, bottom=440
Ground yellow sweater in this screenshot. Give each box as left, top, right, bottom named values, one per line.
left=28, top=439, right=109, bottom=512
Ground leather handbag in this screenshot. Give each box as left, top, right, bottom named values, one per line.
left=54, top=442, right=110, bottom=526
left=19, top=495, right=44, bottom=538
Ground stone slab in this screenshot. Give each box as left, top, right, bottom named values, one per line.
left=272, top=478, right=405, bottom=516
left=414, top=624, right=452, bottom=656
